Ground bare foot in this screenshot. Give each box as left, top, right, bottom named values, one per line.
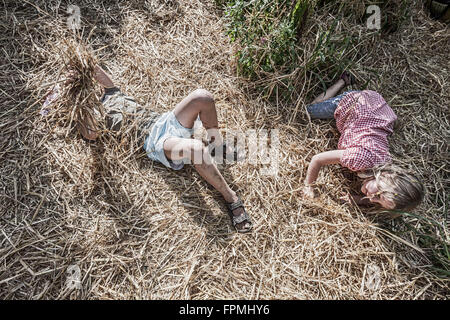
left=340, top=71, right=353, bottom=86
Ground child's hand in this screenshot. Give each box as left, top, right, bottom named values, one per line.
left=206, top=128, right=224, bottom=148
left=63, top=67, right=80, bottom=85
left=339, top=193, right=371, bottom=206
left=303, top=185, right=315, bottom=199
left=339, top=193, right=352, bottom=204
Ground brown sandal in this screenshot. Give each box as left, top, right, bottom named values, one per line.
left=226, top=198, right=253, bottom=233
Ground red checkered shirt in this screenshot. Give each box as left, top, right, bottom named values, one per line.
left=335, top=90, right=397, bottom=172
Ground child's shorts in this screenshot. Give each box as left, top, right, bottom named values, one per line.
left=306, top=90, right=357, bottom=119
left=101, top=87, right=193, bottom=170
left=143, top=111, right=194, bottom=171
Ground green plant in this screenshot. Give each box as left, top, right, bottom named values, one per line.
left=221, top=0, right=362, bottom=103
left=303, top=21, right=355, bottom=79
left=224, top=0, right=316, bottom=78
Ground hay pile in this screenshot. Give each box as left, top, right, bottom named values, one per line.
left=0, top=0, right=448, bottom=299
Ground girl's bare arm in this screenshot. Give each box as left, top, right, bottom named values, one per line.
left=303, top=150, right=344, bottom=198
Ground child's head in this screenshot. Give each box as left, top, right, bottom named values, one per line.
left=358, top=164, right=425, bottom=210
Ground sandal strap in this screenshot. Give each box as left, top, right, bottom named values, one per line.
left=227, top=199, right=252, bottom=227
left=233, top=210, right=250, bottom=225
left=227, top=199, right=243, bottom=211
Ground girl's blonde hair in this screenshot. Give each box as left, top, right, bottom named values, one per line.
left=358, top=163, right=425, bottom=210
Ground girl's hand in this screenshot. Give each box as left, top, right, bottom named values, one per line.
left=339, top=193, right=371, bottom=206
left=339, top=193, right=352, bottom=204
left=303, top=185, right=315, bottom=199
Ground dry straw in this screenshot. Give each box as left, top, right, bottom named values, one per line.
left=0, top=0, right=448, bottom=299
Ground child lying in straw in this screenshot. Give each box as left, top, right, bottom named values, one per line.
left=78, top=66, right=253, bottom=233
left=303, top=72, right=424, bottom=211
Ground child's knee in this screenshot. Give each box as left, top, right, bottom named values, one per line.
left=191, top=88, right=214, bottom=104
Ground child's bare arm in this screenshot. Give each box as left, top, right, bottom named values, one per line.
left=305, top=150, right=344, bottom=185
left=94, top=65, right=115, bottom=88
left=303, top=150, right=344, bottom=198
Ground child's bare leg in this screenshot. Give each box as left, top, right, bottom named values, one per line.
left=163, top=137, right=251, bottom=231
left=311, top=79, right=346, bottom=104
left=164, top=137, right=235, bottom=202
left=173, top=89, right=223, bottom=146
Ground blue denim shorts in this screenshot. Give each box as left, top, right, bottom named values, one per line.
left=143, top=111, right=194, bottom=170
left=307, top=91, right=356, bottom=119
